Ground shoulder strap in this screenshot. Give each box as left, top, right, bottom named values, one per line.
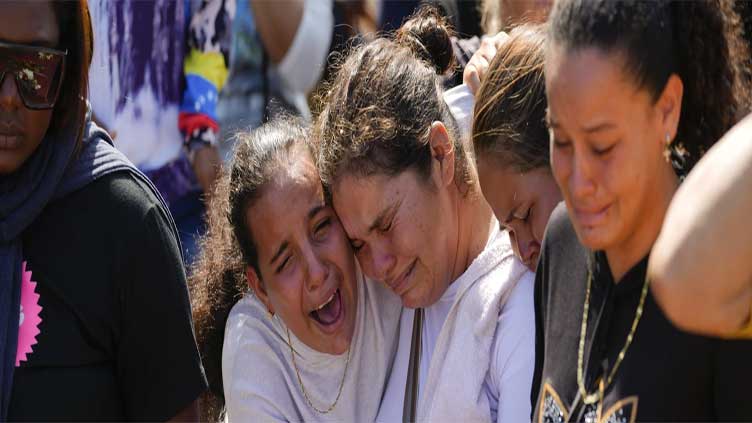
left=403, top=307, right=423, bottom=423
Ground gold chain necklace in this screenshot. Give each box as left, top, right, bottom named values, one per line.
left=286, top=327, right=351, bottom=414
left=576, top=263, right=650, bottom=405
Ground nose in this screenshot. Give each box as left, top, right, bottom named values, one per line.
left=570, top=149, right=597, bottom=200
left=511, top=227, right=535, bottom=264
left=0, top=73, right=21, bottom=111
left=518, top=239, right=539, bottom=269
left=304, top=246, right=330, bottom=294
left=364, top=239, right=396, bottom=282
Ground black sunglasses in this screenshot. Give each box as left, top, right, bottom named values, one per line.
left=0, top=41, right=67, bottom=110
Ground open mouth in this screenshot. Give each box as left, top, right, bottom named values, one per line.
left=309, top=288, right=343, bottom=328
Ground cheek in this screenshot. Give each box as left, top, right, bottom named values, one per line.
left=604, top=142, right=647, bottom=203
left=532, top=212, right=548, bottom=244
left=322, top=230, right=353, bottom=275
left=550, top=148, right=571, bottom=193
left=267, top=276, right=303, bottom=315
left=27, top=109, right=53, bottom=142
left=508, top=231, right=521, bottom=257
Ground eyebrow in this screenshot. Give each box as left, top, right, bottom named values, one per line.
left=582, top=121, right=616, bottom=134
left=368, top=199, right=401, bottom=234
left=308, top=203, right=327, bottom=221
left=546, top=113, right=616, bottom=134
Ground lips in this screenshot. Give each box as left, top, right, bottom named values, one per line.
left=0, top=134, right=22, bottom=149
left=309, top=288, right=344, bottom=331
left=0, top=122, right=24, bottom=150
left=573, top=203, right=610, bottom=227
left=386, top=259, right=416, bottom=296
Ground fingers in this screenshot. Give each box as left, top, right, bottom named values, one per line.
left=462, top=31, right=508, bottom=95
left=464, top=63, right=482, bottom=93
left=491, top=31, right=510, bottom=50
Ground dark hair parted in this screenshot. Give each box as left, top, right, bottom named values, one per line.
left=548, top=0, right=752, bottom=171
left=316, top=5, right=473, bottom=193
left=52, top=0, right=93, bottom=146
left=189, top=119, right=310, bottom=421
left=473, top=24, right=548, bottom=172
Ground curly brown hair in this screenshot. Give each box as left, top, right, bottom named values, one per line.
left=189, top=119, right=310, bottom=421
left=315, top=5, right=475, bottom=194
left=473, top=24, right=549, bottom=172
left=548, top=0, right=752, bottom=172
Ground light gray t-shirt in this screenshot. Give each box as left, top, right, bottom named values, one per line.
left=222, top=268, right=402, bottom=421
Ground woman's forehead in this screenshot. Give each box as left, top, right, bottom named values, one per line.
left=0, top=2, right=59, bottom=47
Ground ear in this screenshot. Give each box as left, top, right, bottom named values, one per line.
left=246, top=266, right=274, bottom=315
left=656, top=74, right=684, bottom=144
left=428, top=121, right=455, bottom=188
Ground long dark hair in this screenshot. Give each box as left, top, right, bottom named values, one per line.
left=548, top=0, right=752, bottom=171
left=189, top=119, right=310, bottom=421
left=52, top=0, right=93, bottom=147
left=473, top=24, right=548, bottom=172
left=315, top=5, right=474, bottom=193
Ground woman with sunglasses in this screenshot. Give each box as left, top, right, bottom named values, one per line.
left=1, top=2, right=205, bottom=421
left=533, top=0, right=752, bottom=421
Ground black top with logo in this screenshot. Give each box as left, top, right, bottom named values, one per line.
left=532, top=203, right=752, bottom=423
left=9, top=172, right=207, bottom=421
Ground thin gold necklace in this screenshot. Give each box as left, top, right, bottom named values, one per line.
left=286, top=327, right=351, bottom=414
left=576, top=261, right=650, bottom=405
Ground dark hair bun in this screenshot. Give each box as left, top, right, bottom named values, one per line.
left=395, top=5, right=455, bottom=75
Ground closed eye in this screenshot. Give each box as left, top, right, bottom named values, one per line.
left=350, top=239, right=364, bottom=252
left=552, top=138, right=571, bottom=149
left=313, top=217, right=332, bottom=239
left=593, top=143, right=615, bottom=156
left=380, top=219, right=393, bottom=234
left=520, top=207, right=531, bottom=222
left=276, top=256, right=292, bottom=274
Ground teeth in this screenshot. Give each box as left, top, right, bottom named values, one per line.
left=315, top=292, right=335, bottom=311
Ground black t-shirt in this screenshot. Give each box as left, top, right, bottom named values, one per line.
left=532, top=203, right=752, bottom=422
left=9, top=172, right=207, bottom=421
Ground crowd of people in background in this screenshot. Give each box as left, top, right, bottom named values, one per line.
left=2, top=0, right=752, bottom=422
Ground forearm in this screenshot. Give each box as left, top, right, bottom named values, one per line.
left=250, top=0, right=305, bottom=64
left=650, top=114, right=752, bottom=336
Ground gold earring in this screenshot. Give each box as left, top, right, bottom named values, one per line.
left=663, top=133, right=672, bottom=163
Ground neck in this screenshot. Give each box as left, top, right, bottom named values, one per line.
left=449, top=186, right=494, bottom=283
left=606, top=165, right=679, bottom=282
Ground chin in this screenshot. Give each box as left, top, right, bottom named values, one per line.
left=573, top=223, right=616, bottom=251
left=0, top=159, right=23, bottom=175
left=328, top=338, right=350, bottom=355
left=400, top=292, right=425, bottom=310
